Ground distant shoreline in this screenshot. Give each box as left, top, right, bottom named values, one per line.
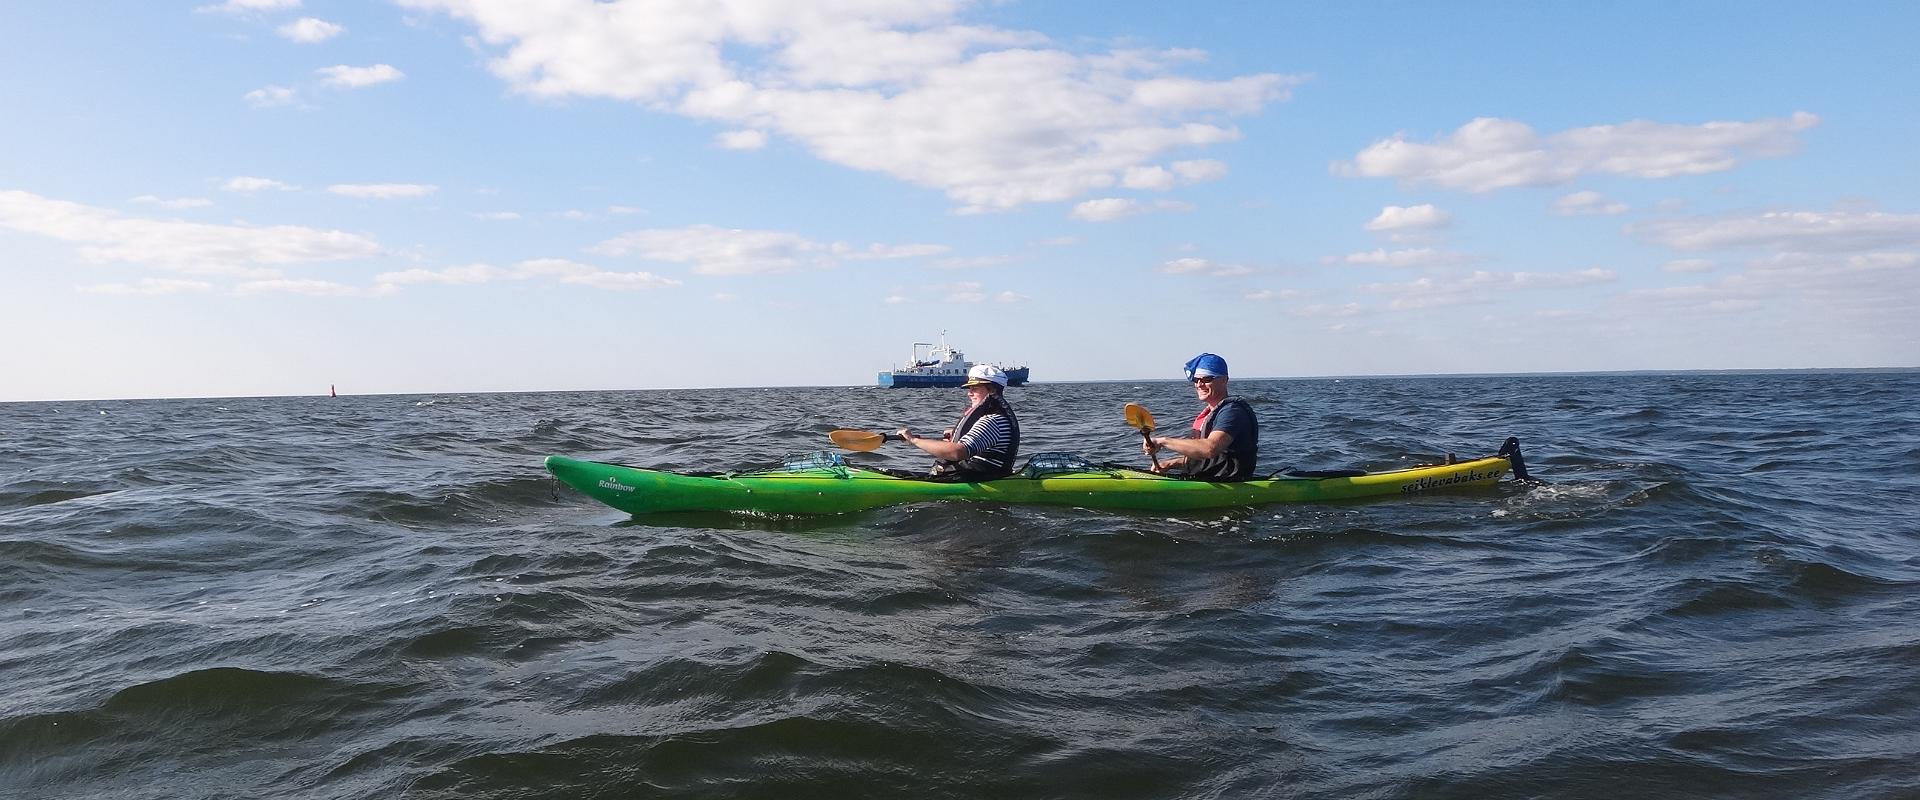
left=5, top=366, right=1916, bottom=405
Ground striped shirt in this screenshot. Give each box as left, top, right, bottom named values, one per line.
left=956, top=413, right=1013, bottom=469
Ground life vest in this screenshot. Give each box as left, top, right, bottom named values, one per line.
left=934, top=392, right=1020, bottom=480
left=1185, top=397, right=1256, bottom=481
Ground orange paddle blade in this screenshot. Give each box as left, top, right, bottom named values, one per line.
left=1123, top=403, right=1156, bottom=432
left=828, top=429, right=888, bottom=452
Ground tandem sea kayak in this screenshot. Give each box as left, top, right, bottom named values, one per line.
left=545, top=439, right=1533, bottom=516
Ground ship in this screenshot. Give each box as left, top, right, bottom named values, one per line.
left=877, top=333, right=1030, bottom=388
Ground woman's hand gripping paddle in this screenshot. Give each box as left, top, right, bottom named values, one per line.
left=1124, top=403, right=1161, bottom=470
left=828, top=429, right=897, bottom=452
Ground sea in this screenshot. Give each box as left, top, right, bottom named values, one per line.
left=3, top=371, right=1917, bottom=799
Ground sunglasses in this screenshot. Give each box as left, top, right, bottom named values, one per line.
left=1189, top=375, right=1219, bottom=385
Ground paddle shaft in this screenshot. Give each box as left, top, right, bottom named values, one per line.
left=1140, top=427, right=1161, bottom=470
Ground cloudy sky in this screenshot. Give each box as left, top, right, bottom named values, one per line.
left=2, top=1, right=1916, bottom=400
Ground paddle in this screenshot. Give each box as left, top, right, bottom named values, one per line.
left=1123, top=403, right=1161, bottom=470
left=828, top=429, right=897, bottom=452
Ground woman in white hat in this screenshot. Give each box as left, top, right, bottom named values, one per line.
left=897, top=364, right=1021, bottom=481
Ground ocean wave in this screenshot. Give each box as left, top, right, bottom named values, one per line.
left=0, top=484, right=116, bottom=510
left=1660, top=581, right=1795, bottom=617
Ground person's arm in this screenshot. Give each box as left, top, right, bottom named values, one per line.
left=898, top=427, right=971, bottom=461
left=1148, top=430, right=1233, bottom=461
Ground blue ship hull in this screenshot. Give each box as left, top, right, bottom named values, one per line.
left=878, top=366, right=1029, bottom=388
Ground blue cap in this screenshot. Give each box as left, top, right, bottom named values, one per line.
left=1184, top=352, right=1228, bottom=379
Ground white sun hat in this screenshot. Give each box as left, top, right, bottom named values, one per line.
left=962, top=364, right=1009, bottom=388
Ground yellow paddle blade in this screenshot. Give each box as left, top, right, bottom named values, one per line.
left=1123, top=403, right=1156, bottom=431
left=828, top=429, right=887, bottom=452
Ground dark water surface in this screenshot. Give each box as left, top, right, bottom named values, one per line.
left=4, top=372, right=1918, bottom=799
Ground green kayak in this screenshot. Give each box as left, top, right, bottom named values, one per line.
left=546, top=439, right=1529, bottom=516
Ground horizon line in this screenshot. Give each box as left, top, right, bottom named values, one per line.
left=5, top=365, right=1916, bottom=405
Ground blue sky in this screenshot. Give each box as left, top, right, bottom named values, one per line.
left=2, top=1, right=1916, bottom=401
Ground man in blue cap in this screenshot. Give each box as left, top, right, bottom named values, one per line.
left=1142, top=353, right=1259, bottom=480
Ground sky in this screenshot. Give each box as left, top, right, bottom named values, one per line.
left=2, top=1, right=1917, bottom=401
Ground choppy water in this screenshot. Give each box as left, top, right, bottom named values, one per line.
left=3, top=371, right=1918, bottom=799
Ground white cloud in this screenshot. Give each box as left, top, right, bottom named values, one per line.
left=607, top=205, right=645, bottom=216
left=841, top=242, right=950, bottom=260
left=995, top=290, right=1028, bottom=303
left=1331, top=248, right=1464, bottom=268
left=397, top=0, right=1301, bottom=211
left=1071, top=198, right=1143, bottom=221
left=377, top=258, right=680, bottom=291
left=1292, top=302, right=1363, bottom=318
left=1662, top=259, right=1715, bottom=273
left=327, top=183, right=438, bottom=199
left=472, top=211, right=521, bottom=221
left=1552, top=190, right=1629, bottom=216
left=131, top=195, right=213, bottom=209
left=561, top=269, right=683, bottom=290
left=1617, top=284, right=1763, bottom=316
left=244, top=85, right=297, bottom=108
left=222, top=176, right=294, bottom=193
left=317, top=64, right=404, bottom=88
left=77, top=278, right=217, bottom=295
left=1245, top=288, right=1300, bottom=301
left=1365, top=204, right=1451, bottom=232
left=715, top=130, right=768, bottom=150
left=884, top=294, right=908, bottom=304
left=374, top=264, right=508, bottom=285
left=1751, top=251, right=1918, bottom=273
left=1362, top=268, right=1617, bottom=311
left=596, top=226, right=815, bottom=275
left=1371, top=278, right=1476, bottom=310
left=1531, top=309, right=1590, bottom=320
left=1119, top=161, right=1229, bottom=192
left=1630, top=210, right=1920, bottom=253
left=0, top=190, right=378, bottom=277
left=278, top=17, right=343, bottom=43
left=943, top=280, right=986, bottom=303
left=591, top=224, right=936, bottom=276
left=1336, top=112, right=1817, bottom=192
left=1129, top=74, right=1288, bottom=113
left=233, top=279, right=379, bottom=297
left=512, top=258, right=682, bottom=290
left=1032, top=236, right=1079, bottom=247
left=932, top=254, right=1016, bottom=269
left=773, top=20, right=1049, bottom=88
left=1617, top=251, right=1918, bottom=332
left=1159, top=256, right=1250, bottom=276
left=198, top=0, right=300, bottom=14
left=1067, top=197, right=1182, bottom=222
left=711, top=292, right=737, bottom=302
left=1506, top=268, right=1616, bottom=288
left=1171, top=159, right=1227, bottom=183
left=1122, top=166, right=1174, bottom=190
